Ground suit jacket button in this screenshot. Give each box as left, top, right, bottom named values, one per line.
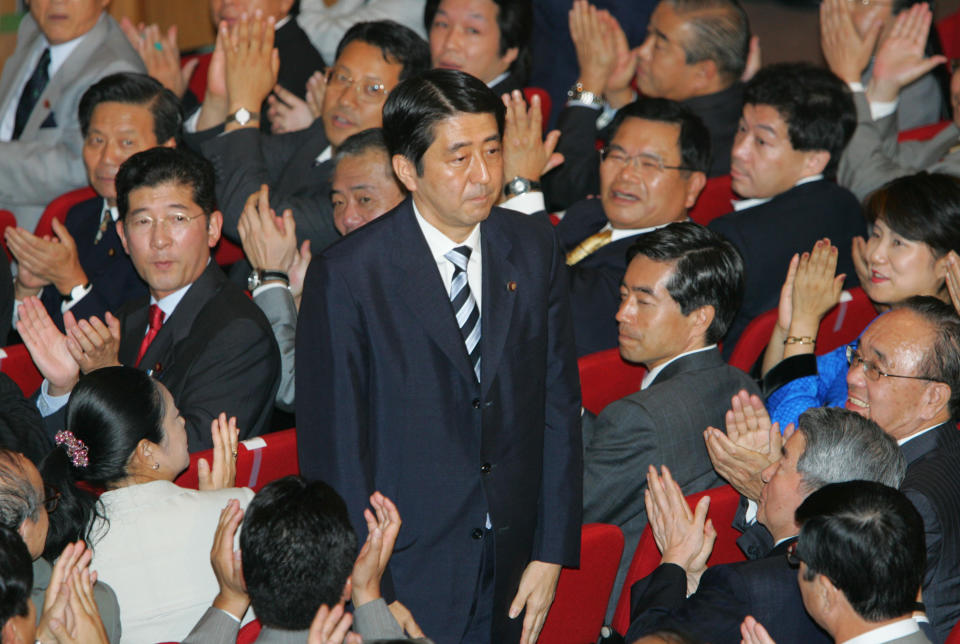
left=471, top=528, right=484, bottom=540
left=472, top=398, right=481, bottom=408
left=481, top=462, right=491, bottom=474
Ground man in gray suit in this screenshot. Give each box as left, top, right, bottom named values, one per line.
left=759, top=481, right=931, bottom=644
left=582, top=221, right=759, bottom=618
left=0, top=0, right=144, bottom=231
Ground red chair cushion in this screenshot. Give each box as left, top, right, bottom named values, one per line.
left=522, top=87, right=552, bottom=134
left=175, top=428, right=299, bottom=490
left=578, top=348, right=647, bottom=415
left=689, top=174, right=734, bottom=227
left=611, top=484, right=745, bottom=634
left=539, top=524, right=625, bottom=644
left=1, top=344, right=42, bottom=397
left=0, top=210, right=15, bottom=261
left=183, top=53, right=213, bottom=102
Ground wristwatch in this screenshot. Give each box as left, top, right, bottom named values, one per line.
left=566, top=82, right=604, bottom=107
left=247, top=269, right=289, bottom=291
left=225, top=107, right=260, bottom=127
left=60, top=283, right=91, bottom=302
left=504, top=176, right=542, bottom=198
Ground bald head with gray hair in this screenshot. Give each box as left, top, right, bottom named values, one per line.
left=796, top=407, right=906, bottom=493
left=664, top=0, right=751, bottom=85
left=0, top=450, right=41, bottom=531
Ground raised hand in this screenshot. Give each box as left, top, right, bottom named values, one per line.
left=946, top=251, right=960, bottom=316
left=599, top=10, right=638, bottom=108
left=869, top=3, right=946, bottom=103
left=198, top=413, right=239, bottom=491
left=45, top=567, right=110, bottom=644
left=120, top=18, right=198, bottom=98
left=6, top=223, right=87, bottom=297
left=237, top=185, right=298, bottom=273
left=645, top=464, right=716, bottom=594
left=196, top=26, right=229, bottom=131
left=762, top=253, right=800, bottom=373
left=307, top=603, right=361, bottom=644
left=851, top=235, right=871, bottom=290
left=289, top=240, right=312, bottom=310
left=501, top=90, right=563, bottom=188
left=569, top=0, right=616, bottom=95
left=351, top=492, right=403, bottom=602
left=785, top=239, right=844, bottom=356
left=223, top=11, right=279, bottom=131
left=17, top=297, right=79, bottom=396
left=305, top=71, right=327, bottom=121
left=209, top=499, right=249, bottom=619
left=63, top=311, right=122, bottom=374
left=267, top=85, right=317, bottom=134
left=741, top=35, right=762, bottom=82
left=820, top=0, right=881, bottom=84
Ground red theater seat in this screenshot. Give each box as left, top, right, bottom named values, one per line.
left=175, top=428, right=298, bottom=491
left=578, top=348, right=647, bottom=415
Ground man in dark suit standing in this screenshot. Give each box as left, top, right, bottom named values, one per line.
left=6, top=73, right=179, bottom=332
left=583, top=222, right=759, bottom=619
left=297, top=69, right=582, bottom=644
left=558, top=98, right=709, bottom=356
left=625, top=407, right=905, bottom=644
left=708, top=63, right=865, bottom=356
left=18, top=148, right=280, bottom=452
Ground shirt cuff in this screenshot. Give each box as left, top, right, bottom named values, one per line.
left=183, top=107, right=201, bottom=134
left=37, top=379, right=71, bottom=417
left=501, top=191, right=545, bottom=215
left=60, top=284, right=92, bottom=313
left=869, top=99, right=898, bottom=121
left=252, top=282, right=290, bottom=297
left=214, top=607, right=242, bottom=624
left=566, top=99, right=603, bottom=111
left=745, top=499, right=758, bottom=524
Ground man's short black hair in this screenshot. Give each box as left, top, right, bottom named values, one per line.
left=665, top=0, right=751, bottom=85
left=115, top=147, right=217, bottom=220
left=239, top=476, right=357, bottom=630
left=609, top=98, right=712, bottom=174
left=334, top=20, right=431, bottom=83
left=0, top=523, right=32, bottom=629
left=742, top=62, right=855, bottom=176
left=424, top=0, right=534, bottom=80
left=78, top=72, right=183, bottom=146
left=625, top=222, right=744, bottom=344
left=795, top=481, right=925, bottom=622
left=383, top=68, right=506, bottom=175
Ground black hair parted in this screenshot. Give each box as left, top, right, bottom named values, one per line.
left=610, top=98, right=712, bottom=175
left=334, top=20, right=431, bottom=83
left=115, top=147, right=217, bottom=220
left=79, top=72, right=183, bottom=147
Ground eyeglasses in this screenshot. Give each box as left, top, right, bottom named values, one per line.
left=43, top=484, right=60, bottom=513
left=845, top=344, right=940, bottom=383
left=326, top=67, right=388, bottom=103
left=600, top=148, right=694, bottom=175
left=845, top=0, right=893, bottom=6
left=786, top=541, right=803, bottom=567
left=126, top=212, right=206, bottom=236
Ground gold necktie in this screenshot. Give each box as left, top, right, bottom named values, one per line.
left=566, top=229, right=613, bottom=265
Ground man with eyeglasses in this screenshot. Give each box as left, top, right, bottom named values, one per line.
left=191, top=20, right=430, bottom=256
left=0, top=448, right=121, bottom=642
left=624, top=407, right=905, bottom=644
left=706, top=63, right=865, bottom=357
left=836, top=297, right=960, bottom=642
left=555, top=97, right=710, bottom=356
left=19, top=148, right=280, bottom=452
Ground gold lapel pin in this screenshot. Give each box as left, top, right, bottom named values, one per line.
left=507, top=281, right=517, bottom=292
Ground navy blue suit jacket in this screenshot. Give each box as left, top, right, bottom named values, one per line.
left=40, top=196, right=146, bottom=331
left=296, top=198, right=583, bottom=643
left=625, top=538, right=831, bottom=644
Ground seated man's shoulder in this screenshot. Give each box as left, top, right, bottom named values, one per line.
left=64, top=196, right=104, bottom=228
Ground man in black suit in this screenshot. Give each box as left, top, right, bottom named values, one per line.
left=625, top=407, right=906, bottom=644
left=297, top=69, right=582, bottom=644
left=583, top=222, right=758, bottom=618
left=6, top=73, right=178, bottom=333
left=18, top=148, right=280, bottom=451
left=559, top=98, right=708, bottom=356
left=424, top=0, right=531, bottom=96
left=192, top=20, right=430, bottom=257
left=541, top=0, right=749, bottom=211
left=708, top=63, right=865, bottom=356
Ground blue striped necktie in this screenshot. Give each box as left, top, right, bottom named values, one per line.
left=445, top=246, right=481, bottom=382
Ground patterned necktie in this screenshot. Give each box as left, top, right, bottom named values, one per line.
left=12, top=48, right=50, bottom=140
left=135, top=304, right=165, bottom=367
left=445, top=246, right=481, bottom=382
left=566, top=228, right=613, bottom=265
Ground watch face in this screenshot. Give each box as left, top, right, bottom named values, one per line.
left=236, top=108, right=251, bottom=124
left=247, top=270, right=260, bottom=291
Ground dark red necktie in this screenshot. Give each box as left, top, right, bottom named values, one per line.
left=135, top=304, right=165, bottom=367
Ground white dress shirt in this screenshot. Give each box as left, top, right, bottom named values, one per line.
left=413, top=201, right=483, bottom=312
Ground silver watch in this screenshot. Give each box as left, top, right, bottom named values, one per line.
left=566, top=82, right=604, bottom=107
left=226, top=107, right=260, bottom=126
left=504, top=176, right=542, bottom=198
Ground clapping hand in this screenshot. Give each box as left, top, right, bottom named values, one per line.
left=209, top=499, right=249, bottom=619
left=645, top=465, right=716, bottom=595
left=63, top=312, right=122, bottom=375
left=307, top=603, right=361, bottom=644
left=17, top=297, right=79, bottom=396
left=198, top=413, right=240, bottom=491
left=868, top=3, right=946, bottom=103
left=820, top=0, right=881, bottom=84
left=223, top=11, right=279, bottom=132
left=501, top=90, right=563, bottom=192
left=267, top=84, right=318, bottom=134
left=120, top=18, right=198, bottom=98
left=238, top=185, right=298, bottom=274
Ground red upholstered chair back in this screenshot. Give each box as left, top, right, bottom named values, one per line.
left=35, top=187, right=98, bottom=237
left=213, top=237, right=246, bottom=267
left=539, top=524, right=625, bottom=644
left=689, top=174, right=734, bottom=226
left=175, top=428, right=299, bottom=490
left=522, top=87, right=552, bottom=134
left=1, top=344, right=42, bottom=397
left=727, top=287, right=878, bottom=373
left=946, top=616, right=960, bottom=644
left=578, top=348, right=647, bottom=415
left=183, top=53, right=214, bottom=102
left=0, top=210, right=15, bottom=261
left=938, top=10, right=960, bottom=61
left=897, top=120, right=951, bottom=142
left=611, top=484, right=744, bottom=635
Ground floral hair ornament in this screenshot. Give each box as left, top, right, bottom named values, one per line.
left=55, top=430, right=90, bottom=468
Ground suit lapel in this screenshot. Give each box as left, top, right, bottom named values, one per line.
left=0, top=18, right=41, bottom=118
left=391, top=202, right=477, bottom=384
left=648, top=347, right=725, bottom=388
left=479, top=212, right=517, bottom=397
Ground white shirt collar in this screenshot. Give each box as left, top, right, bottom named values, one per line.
left=605, top=220, right=682, bottom=243
left=898, top=423, right=942, bottom=446
left=412, top=200, right=481, bottom=260
left=487, top=72, right=510, bottom=89
left=841, top=617, right=919, bottom=644
left=275, top=15, right=292, bottom=30
left=100, top=198, right=119, bottom=223
left=45, top=29, right=91, bottom=78
left=149, top=259, right=211, bottom=319
left=641, top=344, right=717, bottom=389
left=732, top=174, right=824, bottom=212
left=314, top=145, right=333, bottom=165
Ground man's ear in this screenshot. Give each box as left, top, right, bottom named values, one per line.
left=683, top=171, right=707, bottom=209
left=392, top=155, right=419, bottom=193
left=802, top=150, right=831, bottom=177
left=919, top=381, right=952, bottom=423
left=688, top=304, right=715, bottom=344
left=207, top=210, right=223, bottom=248
left=341, top=576, right=353, bottom=603
left=160, top=137, right=177, bottom=149
left=499, top=46, right=520, bottom=73
left=689, top=58, right=719, bottom=94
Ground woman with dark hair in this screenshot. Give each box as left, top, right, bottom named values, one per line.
left=42, top=366, right=254, bottom=643
left=761, top=172, right=960, bottom=426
